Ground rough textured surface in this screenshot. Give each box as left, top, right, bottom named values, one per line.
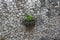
left=0, top=0, right=60, bottom=40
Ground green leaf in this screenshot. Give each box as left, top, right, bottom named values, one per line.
left=26, top=14, right=33, bottom=21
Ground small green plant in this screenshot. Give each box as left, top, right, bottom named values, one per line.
left=22, top=13, right=36, bottom=27
left=25, top=14, right=34, bottom=21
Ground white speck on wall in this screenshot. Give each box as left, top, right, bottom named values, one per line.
left=0, top=33, right=1, bottom=35
left=58, top=1, right=59, bottom=6
left=5, top=0, right=12, bottom=2
left=28, top=0, right=31, bottom=3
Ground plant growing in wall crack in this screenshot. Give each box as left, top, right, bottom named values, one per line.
left=22, top=13, right=36, bottom=27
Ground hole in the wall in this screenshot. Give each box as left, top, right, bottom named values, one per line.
left=22, top=19, right=36, bottom=32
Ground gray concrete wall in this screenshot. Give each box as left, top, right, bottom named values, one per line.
left=0, top=0, right=60, bottom=40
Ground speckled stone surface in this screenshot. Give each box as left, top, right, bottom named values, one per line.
left=0, top=0, right=60, bottom=40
